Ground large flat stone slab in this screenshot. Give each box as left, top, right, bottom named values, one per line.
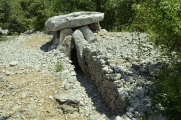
left=45, top=11, right=104, bottom=31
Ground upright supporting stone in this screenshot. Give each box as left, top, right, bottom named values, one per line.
left=58, top=28, right=73, bottom=45
left=61, top=35, right=74, bottom=58
left=53, top=31, right=60, bottom=45
left=79, top=26, right=97, bottom=43
left=48, top=29, right=73, bottom=51
left=48, top=31, right=60, bottom=51
left=89, top=22, right=101, bottom=33
left=72, top=30, right=89, bottom=76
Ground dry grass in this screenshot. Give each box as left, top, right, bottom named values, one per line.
left=20, top=34, right=52, bottom=49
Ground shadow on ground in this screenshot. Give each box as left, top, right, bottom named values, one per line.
left=71, top=46, right=113, bottom=118
left=40, top=41, right=52, bottom=52
left=76, top=71, right=113, bottom=118
left=0, top=115, right=11, bottom=120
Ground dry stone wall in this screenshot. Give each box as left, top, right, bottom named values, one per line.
left=71, top=31, right=165, bottom=119
left=45, top=12, right=166, bottom=120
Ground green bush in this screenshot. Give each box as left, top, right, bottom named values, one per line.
left=153, top=61, right=181, bottom=120
left=55, top=61, right=63, bottom=72
left=0, top=0, right=55, bottom=34
left=0, top=35, right=7, bottom=41
left=132, top=0, right=181, bottom=119
left=132, top=0, right=181, bottom=52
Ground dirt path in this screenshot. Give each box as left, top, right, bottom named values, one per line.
left=0, top=33, right=88, bottom=120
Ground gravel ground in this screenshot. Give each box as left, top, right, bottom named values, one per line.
left=0, top=30, right=165, bottom=120
left=0, top=32, right=111, bottom=120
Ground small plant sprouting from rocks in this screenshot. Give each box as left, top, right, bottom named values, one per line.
left=0, top=35, right=7, bottom=41
left=55, top=61, right=63, bottom=72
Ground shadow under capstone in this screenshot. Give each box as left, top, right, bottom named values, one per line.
left=40, top=41, right=52, bottom=52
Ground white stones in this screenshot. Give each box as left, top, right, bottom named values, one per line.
left=118, top=88, right=128, bottom=102
left=102, top=66, right=113, bottom=74
left=45, top=11, right=104, bottom=32
left=12, top=105, right=21, bottom=111
left=48, top=95, right=53, bottom=99
left=55, top=92, right=81, bottom=105
left=127, top=107, right=135, bottom=113
left=122, top=75, right=133, bottom=81
left=134, top=111, right=140, bottom=118
left=10, top=60, right=18, bottom=66
left=22, top=92, right=28, bottom=98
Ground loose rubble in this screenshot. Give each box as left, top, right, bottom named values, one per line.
left=0, top=32, right=111, bottom=120
left=71, top=30, right=166, bottom=120
left=0, top=12, right=167, bottom=120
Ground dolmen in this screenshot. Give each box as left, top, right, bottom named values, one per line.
left=45, top=11, right=104, bottom=51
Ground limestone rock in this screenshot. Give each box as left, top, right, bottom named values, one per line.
left=0, top=27, right=8, bottom=34
left=12, top=105, right=21, bottom=111
left=89, top=114, right=107, bottom=120
left=10, top=61, right=18, bottom=66
left=49, top=29, right=73, bottom=51
left=137, top=104, right=147, bottom=113
left=22, top=92, right=28, bottom=98
left=45, top=11, right=104, bottom=31
left=55, top=91, right=82, bottom=114
left=59, top=104, right=79, bottom=114
left=72, top=29, right=89, bottom=76
left=79, top=25, right=97, bottom=42
left=55, top=92, right=80, bottom=105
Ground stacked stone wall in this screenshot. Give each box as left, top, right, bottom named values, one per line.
left=72, top=31, right=161, bottom=119
left=83, top=46, right=127, bottom=114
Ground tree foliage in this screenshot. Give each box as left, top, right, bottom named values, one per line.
left=132, top=0, right=181, bottom=52
left=153, top=59, right=181, bottom=120
left=0, top=0, right=55, bottom=34
left=50, top=0, right=137, bottom=31
left=132, top=1, right=181, bottom=119
left=0, top=0, right=138, bottom=33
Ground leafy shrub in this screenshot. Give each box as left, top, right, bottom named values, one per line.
left=132, top=0, right=181, bottom=52
left=55, top=61, right=63, bottom=72
left=132, top=0, right=181, bottom=119
left=153, top=61, right=181, bottom=120
left=0, top=35, right=7, bottom=41
left=0, top=0, right=55, bottom=34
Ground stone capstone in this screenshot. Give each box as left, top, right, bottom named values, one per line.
left=45, top=11, right=104, bottom=32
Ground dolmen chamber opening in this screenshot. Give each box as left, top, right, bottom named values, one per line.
left=45, top=11, right=104, bottom=51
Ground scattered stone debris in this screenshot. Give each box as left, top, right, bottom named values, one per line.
left=9, top=61, right=18, bottom=66
left=0, top=12, right=167, bottom=120
left=0, top=32, right=110, bottom=120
